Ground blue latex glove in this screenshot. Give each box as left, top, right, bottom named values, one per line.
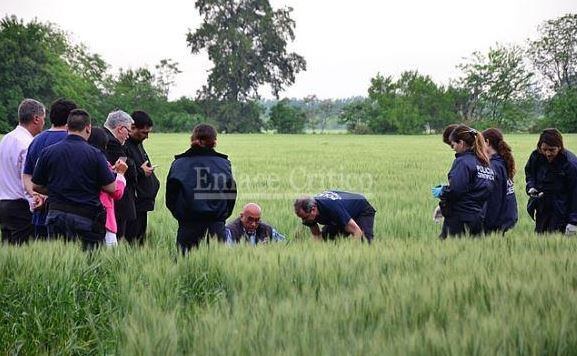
left=432, top=185, right=444, bottom=198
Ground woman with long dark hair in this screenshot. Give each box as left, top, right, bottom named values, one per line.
left=432, top=125, right=495, bottom=238
left=482, top=128, right=518, bottom=234
left=525, top=128, right=577, bottom=234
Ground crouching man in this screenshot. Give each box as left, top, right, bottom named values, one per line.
left=225, top=203, right=285, bottom=245
left=294, top=190, right=376, bottom=243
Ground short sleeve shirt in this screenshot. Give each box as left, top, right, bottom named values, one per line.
left=0, top=125, right=34, bottom=201
left=23, top=130, right=68, bottom=175
left=32, top=135, right=116, bottom=208
left=314, top=191, right=370, bottom=227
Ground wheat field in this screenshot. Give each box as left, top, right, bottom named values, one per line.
left=1, top=133, right=576, bottom=355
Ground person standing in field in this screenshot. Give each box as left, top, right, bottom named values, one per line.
left=88, top=127, right=128, bottom=246
left=32, top=109, right=117, bottom=250
left=166, top=123, right=237, bottom=254
left=432, top=125, right=495, bottom=238
left=22, top=98, right=77, bottom=239
left=525, top=128, right=577, bottom=235
left=294, top=190, right=376, bottom=243
left=481, top=128, right=518, bottom=234
left=442, top=124, right=459, bottom=146
left=124, top=111, right=160, bottom=245
left=433, top=123, right=459, bottom=223
left=0, top=99, right=46, bottom=244
left=103, top=110, right=136, bottom=240
left=225, top=203, right=286, bottom=245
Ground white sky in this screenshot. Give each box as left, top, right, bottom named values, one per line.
left=2, top=0, right=577, bottom=100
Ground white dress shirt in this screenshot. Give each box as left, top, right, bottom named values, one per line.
left=0, top=125, right=34, bottom=202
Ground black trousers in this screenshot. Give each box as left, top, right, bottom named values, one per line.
left=0, top=199, right=33, bottom=245
left=535, top=210, right=565, bottom=234
left=116, top=217, right=128, bottom=240
left=125, top=211, right=148, bottom=245
left=440, top=216, right=484, bottom=239
left=177, top=221, right=226, bottom=254
left=46, top=210, right=105, bottom=251
left=321, top=206, right=376, bottom=243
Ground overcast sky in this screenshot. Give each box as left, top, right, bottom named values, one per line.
left=3, top=0, right=577, bottom=100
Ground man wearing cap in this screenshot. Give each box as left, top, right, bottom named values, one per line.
left=225, top=203, right=285, bottom=245
left=0, top=99, right=46, bottom=244
left=294, top=190, right=376, bottom=243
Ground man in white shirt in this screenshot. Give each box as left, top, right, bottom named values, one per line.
left=0, top=98, right=46, bottom=244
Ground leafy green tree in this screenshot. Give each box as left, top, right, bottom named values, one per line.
left=186, top=0, right=305, bottom=133
left=528, top=13, right=577, bottom=91
left=546, top=86, right=577, bottom=132
left=457, top=44, right=535, bottom=129
left=0, top=16, right=110, bottom=130
left=187, top=0, right=306, bottom=101
left=155, top=58, right=182, bottom=98
left=302, top=95, right=319, bottom=132
left=199, top=99, right=264, bottom=133
left=364, top=71, right=458, bottom=134
left=105, top=68, right=164, bottom=118
left=0, top=16, right=61, bottom=129
left=392, top=71, right=457, bottom=133
left=338, top=100, right=374, bottom=134
left=317, top=99, right=336, bottom=133
left=268, top=99, right=306, bottom=133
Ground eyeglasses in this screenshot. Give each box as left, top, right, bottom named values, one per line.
left=120, top=126, right=130, bottom=133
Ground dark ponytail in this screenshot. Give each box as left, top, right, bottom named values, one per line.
left=449, top=125, right=490, bottom=166
left=483, top=128, right=515, bottom=179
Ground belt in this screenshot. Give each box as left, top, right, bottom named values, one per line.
left=49, top=201, right=100, bottom=220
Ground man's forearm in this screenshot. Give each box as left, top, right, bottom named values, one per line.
left=33, top=183, right=48, bottom=195
left=309, top=224, right=322, bottom=239
left=345, top=219, right=364, bottom=240
left=22, top=174, right=35, bottom=197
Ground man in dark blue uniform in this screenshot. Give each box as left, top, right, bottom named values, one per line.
left=294, top=190, right=376, bottom=243
left=32, top=109, right=117, bottom=250
left=22, top=98, right=77, bottom=239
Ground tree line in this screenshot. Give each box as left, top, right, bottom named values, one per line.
left=1, top=8, right=576, bottom=134
left=338, top=14, right=577, bottom=134
left=0, top=16, right=207, bottom=133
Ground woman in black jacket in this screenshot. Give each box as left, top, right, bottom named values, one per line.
left=166, top=124, right=237, bottom=254
left=433, top=125, right=495, bottom=238
left=525, top=128, right=577, bottom=234
left=482, top=128, right=518, bottom=234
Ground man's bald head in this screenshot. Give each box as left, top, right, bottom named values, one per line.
left=243, top=203, right=262, bottom=215
left=240, top=203, right=262, bottom=233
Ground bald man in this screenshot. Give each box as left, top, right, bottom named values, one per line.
left=225, top=203, right=285, bottom=245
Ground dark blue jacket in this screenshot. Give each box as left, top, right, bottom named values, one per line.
left=166, top=146, right=236, bottom=223
left=312, top=191, right=375, bottom=227
left=32, top=135, right=116, bottom=209
left=484, top=155, right=518, bottom=232
left=525, top=149, right=577, bottom=225
left=440, top=150, right=495, bottom=221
